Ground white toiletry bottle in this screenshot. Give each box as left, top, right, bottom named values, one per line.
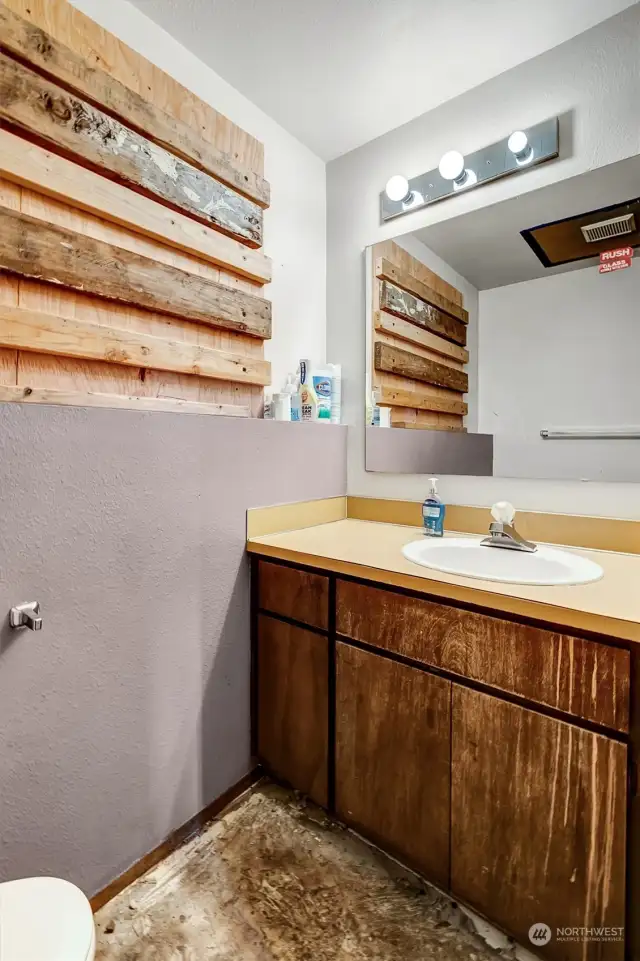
left=273, top=393, right=292, bottom=420
left=328, top=363, right=342, bottom=424
left=422, top=478, right=445, bottom=537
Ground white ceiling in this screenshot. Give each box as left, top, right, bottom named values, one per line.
left=129, top=0, right=636, bottom=160
left=411, top=155, right=640, bottom=289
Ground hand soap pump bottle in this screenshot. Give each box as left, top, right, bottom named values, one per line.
left=423, top=478, right=445, bottom=537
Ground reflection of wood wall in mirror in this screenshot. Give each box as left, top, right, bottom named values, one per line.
left=370, top=240, right=468, bottom=431
left=0, top=0, right=272, bottom=418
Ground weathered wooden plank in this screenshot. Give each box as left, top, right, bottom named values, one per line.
left=390, top=408, right=465, bottom=431
left=14, top=347, right=264, bottom=413
left=0, top=176, right=19, bottom=383
left=0, top=3, right=270, bottom=209
left=380, top=281, right=467, bottom=347
left=376, top=257, right=469, bottom=324
left=0, top=130, right=272, bottom=284
left=374, top=310, right=469, bottom=363
left=378, top=384, right=468, bottom=416
left=0, top=305, right=271, bottom=386
left=0, top=207, right=272, bottom=339
left=0, top=52, right=263, bottom=247
left=375, top=342, right=468, bottom=393
left=373, top=241, right=462, bottom=306
left=375, top=330, right=463, bottom=371
left=0, top=383, right=250, bottom=416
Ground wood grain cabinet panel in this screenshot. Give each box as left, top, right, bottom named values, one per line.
left=257, top=615, right=328, bottom=806
left=335, top=642, right=451, bottom=887
left=259, top=561, right=328, bottom=630
left=451, top=686, right=626, bottom=961
left=336, top=580, right=629, bottom=732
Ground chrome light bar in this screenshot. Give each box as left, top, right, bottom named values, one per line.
left=381, top=117, right=559, bottom=222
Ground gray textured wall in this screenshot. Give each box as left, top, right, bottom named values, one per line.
left=0, top=404, right=347, bottom=896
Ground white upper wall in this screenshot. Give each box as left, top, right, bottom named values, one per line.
left=71, top=0, right=327, bottom=394
left=327, top=6, right=640, bottom=517
left=127, top=0, right=637, bottom=160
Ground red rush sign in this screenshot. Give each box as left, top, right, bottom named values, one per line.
left=599, top=246, right=634, bottom=273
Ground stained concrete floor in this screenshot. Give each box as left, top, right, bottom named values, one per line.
left=95, top=782, right=513, bottom=961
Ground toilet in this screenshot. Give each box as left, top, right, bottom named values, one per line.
left=0, top=877, right=95, bottom=961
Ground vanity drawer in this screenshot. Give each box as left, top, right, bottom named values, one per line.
left=259, top=560, right=329, bottom=631
left=336, top=580, right=630, bottom=732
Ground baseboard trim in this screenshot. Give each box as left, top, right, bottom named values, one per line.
left=90, top=766, right=264, bottom=913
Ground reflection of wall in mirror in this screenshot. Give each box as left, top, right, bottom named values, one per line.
left=368, top=236, right=478, bottom=433
left=478, top=263, right=640, bottom=481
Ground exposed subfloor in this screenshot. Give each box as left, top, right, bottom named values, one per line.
left=95, top=782, right=508, bottom=961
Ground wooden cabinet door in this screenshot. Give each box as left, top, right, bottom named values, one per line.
left=259, top=561, right=329, bottom=630
left=451, top=686, right=626, bottom=961
left=335, top=642, right=451, bottom=887
left=257, top=614, right=328, bottom=806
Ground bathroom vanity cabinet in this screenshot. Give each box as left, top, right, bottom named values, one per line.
left=252, top=558, right=633, bottom=961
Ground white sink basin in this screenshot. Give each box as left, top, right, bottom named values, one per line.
left=402, top=537, right=604, bottom=586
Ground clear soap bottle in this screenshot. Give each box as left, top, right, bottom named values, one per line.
left=422, top=477, right=445, bottom=537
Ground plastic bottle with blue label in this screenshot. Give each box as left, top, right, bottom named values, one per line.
left=300, top=360, right=332, bottom=422
left=422, top=477, right=445, bottom=537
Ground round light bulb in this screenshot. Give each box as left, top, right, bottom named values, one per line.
left=385, top=175, right=411, bottom=203
left=508, top=130, right=529, bottom=155
left=438, top=150, right=465, bottom=181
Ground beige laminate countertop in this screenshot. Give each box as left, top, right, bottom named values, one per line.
left=248, top=518, right=640, bottom=643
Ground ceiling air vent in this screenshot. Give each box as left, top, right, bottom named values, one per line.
left=581, top=213, right=636, bottom=243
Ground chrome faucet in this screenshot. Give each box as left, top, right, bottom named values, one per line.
left=10, top=601, right=43, bottom=631
left=481, top=502, right=537, bottom=553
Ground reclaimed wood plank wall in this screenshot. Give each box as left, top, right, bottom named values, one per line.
left=371, top=241, right=468, bottom=431
left=0, top=0, right=272, bottom=417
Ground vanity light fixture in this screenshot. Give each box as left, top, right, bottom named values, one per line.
left=381, top=116, right=559, bottom=222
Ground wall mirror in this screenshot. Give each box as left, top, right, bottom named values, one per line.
left=365, top=155, right=640, bottom=482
